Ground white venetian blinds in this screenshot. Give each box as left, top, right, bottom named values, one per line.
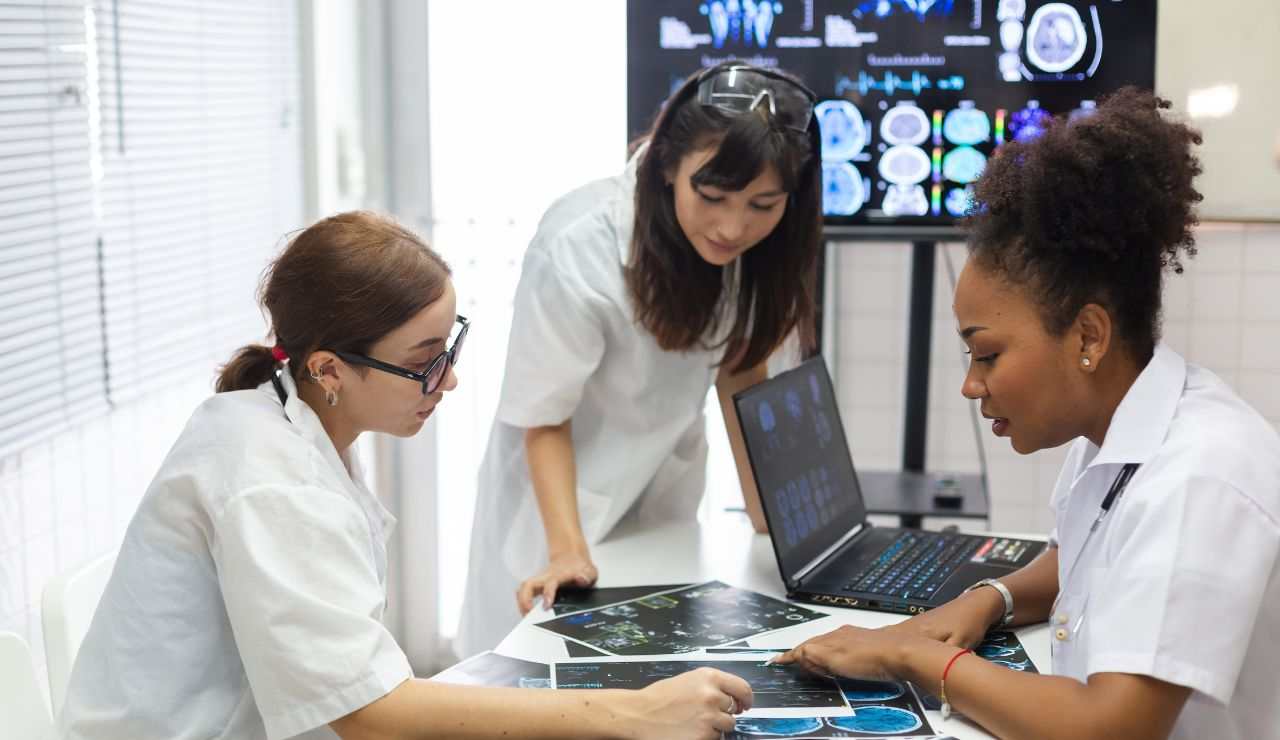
left=94, top=0, right=302, bottom=400
left=0, top=1, right=107, bottom=455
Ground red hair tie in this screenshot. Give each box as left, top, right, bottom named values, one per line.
left=270, top=345, right=288, bottom=363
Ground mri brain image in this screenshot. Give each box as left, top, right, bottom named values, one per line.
left=880, top=104, right=930, bottom=146
left=837, top=679, right=906, bottom=703
left=734, top=717, right=824, bottom=736
left=1009, top=104, right=1053, bottom=142
left=943, top=106, right=991, bottom=146
left=816, top=100, right=867, bottom=161
left=1026, top=2, right=1087, bottom=73
left=822, top=162, right=865, bottom=216
left=944, top=186, right=973, bottom=217
left=828, top=705, right=923, bottom=734
left=882, top=184, right=929, bottom=217
left=878, top=145, right=931, bottom=185
left=942, top=146, right=987, bottom=184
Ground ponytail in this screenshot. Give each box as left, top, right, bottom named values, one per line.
left=215, top=344, right=279, bottom=393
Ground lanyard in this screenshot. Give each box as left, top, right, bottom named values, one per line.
left=271, top=369, right=289, bottom=405
left=1050, top=462, right=1140, bottom=654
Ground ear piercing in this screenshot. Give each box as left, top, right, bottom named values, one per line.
left=1081, top=357, right=1092, bottom=368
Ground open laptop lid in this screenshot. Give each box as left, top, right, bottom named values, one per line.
left=733, top=357, right=869, bottom=590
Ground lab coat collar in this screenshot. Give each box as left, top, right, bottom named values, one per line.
left=1084, top=343, right=1187, bottom=470
left=259, top=370, right=397, bottom=541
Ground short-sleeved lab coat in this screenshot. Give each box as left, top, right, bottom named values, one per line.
left=1047, top=344, right=1280, bottom=739
left=59, top=371, right=412, bottom=740
left=457, top=151, right=737, bottom=656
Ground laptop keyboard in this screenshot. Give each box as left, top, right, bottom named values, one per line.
left=842, top=532, right=987, bottom=601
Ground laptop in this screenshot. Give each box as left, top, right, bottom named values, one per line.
left=733, top=357, right=1046, bottom=616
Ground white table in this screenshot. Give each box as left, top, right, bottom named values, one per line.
left=496, top=513, right=1051, bottom=739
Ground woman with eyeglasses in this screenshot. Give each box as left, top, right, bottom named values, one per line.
left=458, top=62, right=824, bottom=655
left=772, top=89, right=1280, bottom=740
left=59, top=212, right=753, bottom=740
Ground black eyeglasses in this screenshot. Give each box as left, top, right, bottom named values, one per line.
left=329, top=315, right=469, bottom=395
left=695, top=65, right=817, bottom=133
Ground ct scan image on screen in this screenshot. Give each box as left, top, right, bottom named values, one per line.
left=628, top=1, right=1156, bottom=229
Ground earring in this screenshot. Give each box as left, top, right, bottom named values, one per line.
left=310, top=370, right=323, bottom=383
left=326, top=389, right=338, bottom=407
left=1081, top=357, right=1092, bottom=368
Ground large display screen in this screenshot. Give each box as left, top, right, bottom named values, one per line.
left=627, top=1, right=1157, bottom=230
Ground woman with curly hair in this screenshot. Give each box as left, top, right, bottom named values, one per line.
left=773, top=88, right=1280, bottom=740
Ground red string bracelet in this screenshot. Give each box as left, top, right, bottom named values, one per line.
left=939, top=648, right=971, bottom=721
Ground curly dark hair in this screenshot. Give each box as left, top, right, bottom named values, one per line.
left=965, top=87, right=1203, bottom=363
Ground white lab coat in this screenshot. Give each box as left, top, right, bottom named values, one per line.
left=457, top=151, right=737, bottom=656
left=1047, top=344, right=1280, bottom=739
left=60, top=371, right=412, bottom=740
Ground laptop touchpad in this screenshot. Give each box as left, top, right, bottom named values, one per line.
left=934, top=563, right=1011, bottom=604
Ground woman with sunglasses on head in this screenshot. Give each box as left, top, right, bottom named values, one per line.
left=773, top=89, right=1280, bottom=740
left=59, top=211, right=753, bottom=740
left=458, top=62, right=824, bottom=655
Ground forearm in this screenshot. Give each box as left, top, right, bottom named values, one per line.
left=998, top=545, right=1059, bottom=626
left=891, top=643, right=1176, bottom=740
left=525, top=423, right=588, bottom=557
left=333, top=679, right=634, bottom=740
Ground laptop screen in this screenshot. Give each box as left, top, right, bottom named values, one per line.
left=734, top=357, right=867, bottom=583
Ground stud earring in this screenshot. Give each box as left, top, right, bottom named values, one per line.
left=326, top=389, right=338, bottom=407
left=1081, top=357, right=1092, bottom=368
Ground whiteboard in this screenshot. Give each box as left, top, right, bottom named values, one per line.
left=1156, top=0, right=1280, bottom=221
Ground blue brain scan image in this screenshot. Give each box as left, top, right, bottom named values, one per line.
left=882, top=183, right=929, bottom=217
left=785, top=389, right=803, bottom=419
left=944, top=187, right=973, bottom=217
left=1025, top=2, right=1087, bottom=73
left=816, top=100, right=867, bottom=161
left=880, top=103, right=930, bottom=146
left=942, top=146, right=986, bottom=184
left=822, top=162, right=865, bottom=216
left=733, top=717, right=824, bottom=736
left=828, top=705, right=923, bottom=734
left=1010, top=104, right=1052, bottom=142
left=878, top=145, right=932, bottom=185
left=837, top=678, right=905, bottom=703
left=758, top=401, right=776, bottom=433
left=943, top=106, right=991, bottom=146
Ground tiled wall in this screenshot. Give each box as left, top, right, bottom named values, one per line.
left=0, top=379, right=210, bottom=700
left=835, top=222, right=1280, bottom=535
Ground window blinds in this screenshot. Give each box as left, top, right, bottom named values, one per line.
left=0, top=1, right=108, bottom=456
left=95, top=0, right=302, bottom=401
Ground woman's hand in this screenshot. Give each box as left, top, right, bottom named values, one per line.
left=516, top=551, right=598, bottom=614
left=618, top=668, right=754, bottom=740
left=886, top=585, right=1004, bottom=648
left=773, top=624, right=933, bottom=681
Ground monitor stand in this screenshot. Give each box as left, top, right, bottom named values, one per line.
left=817, top=236, right=989, bottom=530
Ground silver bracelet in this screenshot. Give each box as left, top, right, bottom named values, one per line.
left=964, top=578, right=1014, bottom=627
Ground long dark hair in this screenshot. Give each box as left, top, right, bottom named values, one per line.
left=216, top=211, right=451, bottom=392
left=628, top=62, right=823, bottom=373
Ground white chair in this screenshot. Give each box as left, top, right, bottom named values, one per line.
left=0, top=631, right=55, bottom=740
left=42, top=551, right=115, bottom=718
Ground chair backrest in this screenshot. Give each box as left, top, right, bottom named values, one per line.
left=42, top=551, right=115, bottom=718
left=0, top=631, right=55, bottom=740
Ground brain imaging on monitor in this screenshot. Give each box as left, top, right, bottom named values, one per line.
left=628, top=1, right=1156, bottom=229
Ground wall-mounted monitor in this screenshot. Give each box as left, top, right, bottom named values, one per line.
left=627, top=1, right=1157, bottom=232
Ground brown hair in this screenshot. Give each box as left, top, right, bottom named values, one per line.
left=216, top=211, right=451, bottom=393
left=628, top=62, right=823, bottom=373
